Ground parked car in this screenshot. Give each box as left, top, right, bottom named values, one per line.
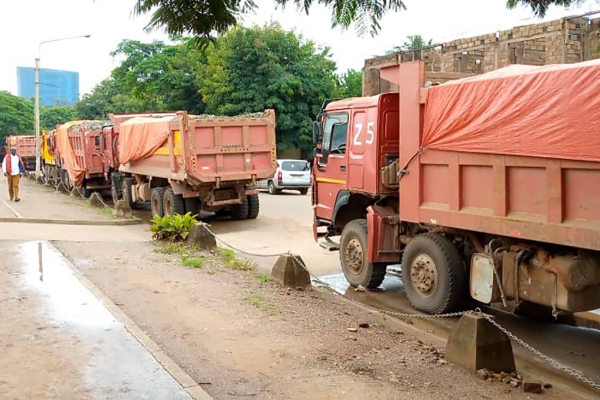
left=257, top=159, right=311, bottom=195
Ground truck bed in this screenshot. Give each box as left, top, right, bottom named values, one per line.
left=113, top=111, right=277, bottom=184
left=389, top=60, right=600, bottom=252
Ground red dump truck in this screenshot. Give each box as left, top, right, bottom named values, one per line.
left=54, top=120, right=112, bottom=195
left=6, top=135, right=36, bottom=171
left=311, top=59, right=600, bottom=316
left=109, top=110, right=277, bottom=220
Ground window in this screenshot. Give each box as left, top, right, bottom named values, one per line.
left=94, top=136, right=100, bottom=149
left=281, top=160, right=309, bottom=171
left=320, top=113, right=348, bottom=164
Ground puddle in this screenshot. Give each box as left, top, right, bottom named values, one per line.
left=8, top=240, right=192, bottom=400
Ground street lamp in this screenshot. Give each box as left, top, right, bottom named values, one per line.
left=34, top=34, right=91, bottom=180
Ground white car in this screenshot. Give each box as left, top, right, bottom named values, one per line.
left=258, top=159, right=311, bottom=195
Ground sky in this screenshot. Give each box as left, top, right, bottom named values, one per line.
left=0, top=0, right=597, bottom=98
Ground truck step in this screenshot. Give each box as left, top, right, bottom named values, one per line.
left=319, top=241, right=339, bottom=251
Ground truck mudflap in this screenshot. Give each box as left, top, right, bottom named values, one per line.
left=366, top=205, right=401, bottom=264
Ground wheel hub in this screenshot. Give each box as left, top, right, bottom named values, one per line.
left=410, top=254, right=438, bottom=296
left=345, top=238, right=364, bottom=274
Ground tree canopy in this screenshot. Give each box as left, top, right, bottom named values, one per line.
left=40, top=106, right=79, bottom=131
left=0, top=92, right=34, bottom=140
left=199, top=23, right=337, bottom=151
left=506, top=0, right=586, bottom=17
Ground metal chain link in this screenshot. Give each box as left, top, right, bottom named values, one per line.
left=201, top=224, right=600, bottom=392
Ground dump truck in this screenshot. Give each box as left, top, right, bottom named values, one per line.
left=41, top=129, right=60, bottom=187
left=311, top=59, right=600, bottom=316
left=54, top=120, right=112, bottom=196
left=109, top=110, right=277, bottom=220
left=6, top=135, right=36, bottom=171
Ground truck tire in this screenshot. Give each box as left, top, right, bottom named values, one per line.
left=339, top=219, right=387, bottom=289
left=401, top=233, right=466, bottom=314
left=151, top=187, right=166, bottom=219
left=122, top=178, right=135, bottom=209
left=82, top=185, right=91, bottom=198
left=268, top=181, right=280, bottom=195
left=163, top=188, right=185, bottom=216
left=247, top=194, right=259, bottom=219
left=230, top=196, right=249, bottom=220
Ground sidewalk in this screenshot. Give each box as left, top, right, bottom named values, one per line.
left=0, top=240, right=196, bottom=400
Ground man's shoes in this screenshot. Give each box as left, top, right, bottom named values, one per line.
left=14, top=198, right=20, bottom=202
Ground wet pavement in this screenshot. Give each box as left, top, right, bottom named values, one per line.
left=318, top=269, right=600, bottom=398
left=0, top=240, right=192, bottom=400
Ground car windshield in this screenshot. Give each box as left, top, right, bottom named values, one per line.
left=281, top=161, right=309, bottom=171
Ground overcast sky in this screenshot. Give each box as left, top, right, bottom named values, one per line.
left=0, top=0, right=597, bottom=97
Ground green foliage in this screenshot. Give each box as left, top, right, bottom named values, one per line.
left=154, top=243, right=185, bottom=254
left=150, top=212, right=199, bottom=241
left=251, top=274, right=270, bottom=285
left=199, top=23, right=337, bottom=152
left=506, top=0, right=585, bottom=17
left=387, top=34, right=434, bottom=54
left=0, top=91, right=34, bottom=139
left=217, top=247, right=255, bottom=271
left=40, top=106, right=78, bottom=131
left=181, top=255, right=205, bottom=268
left=77, top=39, right=206, bottom=119
left=335, top=69, right=363, bottom=98
left=132, top=0, right=406, bottom=39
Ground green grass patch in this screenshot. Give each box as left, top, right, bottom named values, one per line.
left=251, top=274, right=270, bottom=285
left=243, top=293, right=278, bottom=316
left=205, top=269, right=216, bottom=275
left=217, top=247, right=255, bottom=271
left=154, top=243, right=184, bottom=255
left=181, top=255, right=204, bottom=268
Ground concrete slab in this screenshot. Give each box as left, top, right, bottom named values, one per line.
left=0, top=240, right=195, bottom=399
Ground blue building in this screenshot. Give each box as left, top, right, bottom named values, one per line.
left=17, top=67, right=80, bottom=106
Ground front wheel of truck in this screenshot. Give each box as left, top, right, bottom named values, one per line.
left=339, top=219, right=387, bottom=289
left=401, top=233, right=466, bottom=314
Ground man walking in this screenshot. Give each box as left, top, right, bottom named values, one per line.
left=2, top=146, right=25, bottom=202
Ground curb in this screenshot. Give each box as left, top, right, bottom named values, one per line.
left=0, top=216, right=143, bottom=226
left=46, top=240, right=213, bottom=400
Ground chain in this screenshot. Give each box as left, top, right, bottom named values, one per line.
left=201, top=224, right=600, bottom=392
left=481, top=314, right=600, bottom=391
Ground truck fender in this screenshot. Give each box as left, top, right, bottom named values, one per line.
left=331, top=190, right=351, bottom=224
left=366, top=205, right=401, bottom=264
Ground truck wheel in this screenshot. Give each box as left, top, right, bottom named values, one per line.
left=247, top=194, right=259, bottom=219
left=151, top=187, right=165, bottom=218
left=122, top=178, right=135, bottom=209
left=163, top=188, right=185, bottom=216
left=82, top=185, right=91, bottom=198
left=339, top=219, right=387, bottom=289
left=230, top=196, right=249, bottom=220
left=401, top=233, right=466, bottom=314
left=268, top=181, right=280, bottom=195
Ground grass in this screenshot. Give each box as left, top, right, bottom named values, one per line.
left=205, top=269, right=216, bottom=275
left=155, top=243, right=184, bottom=255
left=243, top=293, right=278, bottom=316
left=181, top=255, right=204, bottom=268
left=251, top=274, right=270, bottom=285
left=217, top=247, right=255, bottom=271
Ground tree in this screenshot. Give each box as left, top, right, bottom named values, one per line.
left=506, top=0, right=587, bottom=17
left=199, top=23, right=337, bottom=152
left=0, top=91, right=34, bottom=140
left=335, top=69, right=363, bottom=98
left=40, top=106, right=79, bottom=131
left=132, top=0, right=406, bottom=39
left=387, top=34, right=434, bottom=54
left=77, top=39, right=206, bottom=119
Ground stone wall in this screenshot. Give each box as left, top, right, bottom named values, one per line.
left=363, top=13, right=600, bottom=96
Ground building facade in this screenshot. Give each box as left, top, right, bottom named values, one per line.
left=17, top=67, right=80, bottom=106
left=363, top=11, right=600, bottom=96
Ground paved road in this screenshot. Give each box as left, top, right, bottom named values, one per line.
left=0, top=240, right=192, bottom=399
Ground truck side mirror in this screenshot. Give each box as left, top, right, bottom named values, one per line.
left=312, top=121, right=321, bottom=144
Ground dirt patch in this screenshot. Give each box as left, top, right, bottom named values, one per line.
left=0, top=176, right=115, bottom=221
left=54, top=240, right=575, bottom=400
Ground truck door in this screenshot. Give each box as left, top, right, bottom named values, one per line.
left=313, top=112, right=349, bottom=221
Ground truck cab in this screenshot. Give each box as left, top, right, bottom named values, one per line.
left=312, top=93, right=402, bottom=287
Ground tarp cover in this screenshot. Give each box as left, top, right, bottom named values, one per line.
left=117, top=116, right=176, bottom=165
left=422, top=58, right=600, bottom=162
left=56, top=120, right=88, bottom=186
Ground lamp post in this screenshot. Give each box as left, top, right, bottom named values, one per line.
left=34, top=34, right=91, bottom=180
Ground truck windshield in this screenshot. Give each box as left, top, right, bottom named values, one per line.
left=281, top=161, right=309, bottom=171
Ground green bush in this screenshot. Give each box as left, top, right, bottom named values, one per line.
left=150, top=212, right=198, bottom=241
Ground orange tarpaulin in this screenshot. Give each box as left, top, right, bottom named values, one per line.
left=117, top=116, right=176, bottom=165
left=56, top=120, right=88, bottom=186
left=422, top=59, right=600, bottom=162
